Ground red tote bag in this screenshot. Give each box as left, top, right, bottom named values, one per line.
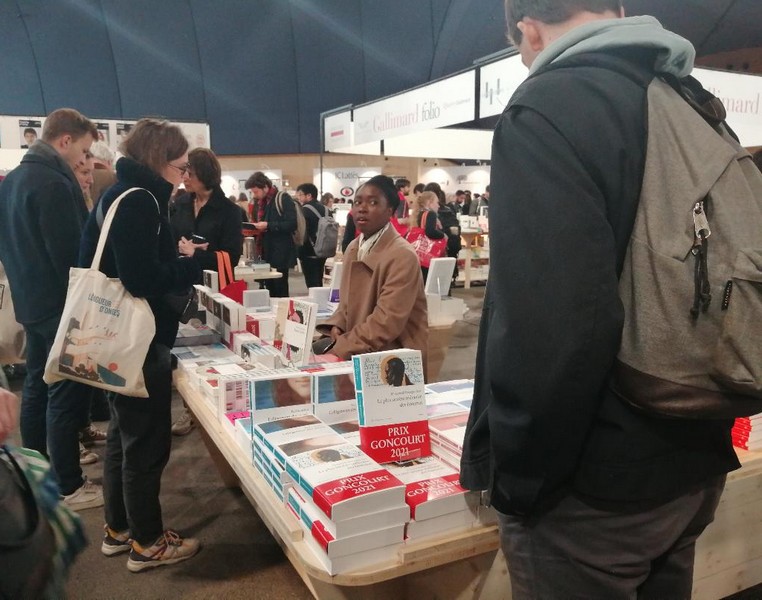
left=405, top=211, right=447, bottom=268
left=216, top=251, right=247, bottom=304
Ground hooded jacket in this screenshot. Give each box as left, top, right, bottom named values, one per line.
left=460, top=17, right=739, bottom=516
left=0, top=140, right=88, bottom=324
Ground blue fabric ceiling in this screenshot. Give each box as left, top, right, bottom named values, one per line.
left=0, top=0, right=759, bottom=155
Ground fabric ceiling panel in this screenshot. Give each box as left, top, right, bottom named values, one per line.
left=18, top=0, right=121, bottom=118
left=0, top=2, right=46, bottom=115
left=191, top=0, right=299, bottom=154
left=289, top=0, right=365, bottom=154
left=101, top=0, right=204, bottom=121
left=697, top=0, right=762, bottom=56
left=430, top=0, right=509, bottom=80
left=359, top=0, right=438, bottom=100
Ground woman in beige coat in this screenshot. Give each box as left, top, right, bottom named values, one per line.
left=316, top=175, right=428, bottom=368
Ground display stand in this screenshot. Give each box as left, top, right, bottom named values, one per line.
left=459, top=231, right=486, bottom=289
left=235, top=266, right=284, bottom=287
left=175, top=373, right=507, bottom=600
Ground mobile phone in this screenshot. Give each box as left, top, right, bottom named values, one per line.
left=191, top=234, right=207, bottom=244
left=312, top=336, right=336, bottom=355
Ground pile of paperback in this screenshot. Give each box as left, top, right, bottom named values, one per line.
left=732, top=414, right=762, bottom=451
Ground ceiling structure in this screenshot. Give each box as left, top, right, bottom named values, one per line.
left=0, top=0, right=759, bottom=155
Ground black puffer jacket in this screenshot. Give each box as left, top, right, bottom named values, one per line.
left=79, top=157, right=200, bottom=348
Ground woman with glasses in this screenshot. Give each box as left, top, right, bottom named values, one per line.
left=170, top=148, right=243, bottom=272
left=78, top=118, right=202, bottom=572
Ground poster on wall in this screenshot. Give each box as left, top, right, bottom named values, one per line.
left=313, top=167, right=382, bottom=201
left=95, top=122, right=110, bottom=146
left=19, top=119, right=41, bottom=149
left=115, top=123, right=132, bottom=146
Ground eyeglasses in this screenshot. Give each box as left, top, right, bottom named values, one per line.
left=168, top=162, right=191, bottom=176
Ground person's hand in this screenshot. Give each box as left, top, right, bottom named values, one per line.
left=0, top=388, right=19, bottom=444
left=329, top=326, right=343, bottom=342
left=253, top=221, right=268, bottom=231
left=311, top=352, right=342, bottom=364
left=178, top=236, right=209, bottom=257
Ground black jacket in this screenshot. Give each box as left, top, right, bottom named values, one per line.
left=170, top=187, right=243, bottom=274
left=79, top=158, right=200, bottom=348
left=298, top=199, right=327, bottom=260
left=460, top=48, right=738, bottom=517
left=0, top=141, right=88, bottom=324
left=262, top=190, right=297, bottom=271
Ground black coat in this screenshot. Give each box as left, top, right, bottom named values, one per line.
left=79, top=158, right=200, bottom=348
left=170, top=187, right=243, bottom=274
left=0, top=141, right=88, bottom=324
left=262, top=190, right=297, bottom=270
left=460, top=48, right=738, bottom=516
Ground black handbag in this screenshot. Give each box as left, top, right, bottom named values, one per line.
left=163, top=288, right=198, bottom=324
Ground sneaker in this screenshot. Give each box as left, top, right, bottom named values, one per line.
left=127, top=530, right=200, bottom=572
left=171, top=409, right=195, bottom=436
left=102, top=525, right=132, bottom=556
left=80, top=424, right=107, bottom=447
left=62, top=478, right=104, bottom=511
left=79, top=442, right=98, bottom=465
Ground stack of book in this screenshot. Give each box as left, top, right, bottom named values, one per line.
left=385, top=456, right=479, bottom=541
left=732, top=415, right=762, bottom=451
left=352, top=349, right=431, bottom=463
left=253, top=415, right=409, bottom=574
left=249, top=370, right=313, bottom=424
left=174, top=322, right=221, bottom=346
left=428, top=412, right=469, bottom=471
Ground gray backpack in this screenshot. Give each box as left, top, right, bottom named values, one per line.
left=303, top=204, right=338, bottom=258
left=613, top=74, right=762, bottom=419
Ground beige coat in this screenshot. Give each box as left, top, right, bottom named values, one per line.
left=322, top=226, right=428, bottom=367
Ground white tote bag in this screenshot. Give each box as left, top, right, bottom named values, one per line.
left=43, top=188, right=155, bottom=397
left=0, top=260, right=26, bottom=364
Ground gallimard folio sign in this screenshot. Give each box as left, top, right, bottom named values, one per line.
left=352, top=71, right=475, bottom=146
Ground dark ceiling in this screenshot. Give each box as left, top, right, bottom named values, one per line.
left=0, top=0, right=758, bottom=155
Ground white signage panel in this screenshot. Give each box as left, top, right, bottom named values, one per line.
left=313, top=167, right=382, bottom=200
left=353, top=71, right=475, bottom=145
left=324, top=111, right=352, bottom=152
left=693, top=68, right=762, bottom=147
left=479, top=54, right=527, bottom=119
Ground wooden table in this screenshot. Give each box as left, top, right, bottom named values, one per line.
left=177, top=369, right=762, bottom=599
left=176, top=374, right=507, bottom=599
left=459, top=230, right=484, bottom=290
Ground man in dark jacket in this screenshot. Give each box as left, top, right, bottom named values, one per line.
left=246, top=171, right=297, bottom=297
left=460, top=2, right=739, bottom=597
left=0, top=108, right=103, bottom=509
left=295, top=182, right=327, bottom=289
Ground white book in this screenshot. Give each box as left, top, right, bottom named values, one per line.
left=385, top=456, right=476, bottom=521
left=405, top=510, right=477, bottom=541
left=352, top=349, right=430, bottom=463
left=273, top=298, right=319, bottom=367
left=245, top=313, right=277, bottom=341
left=202, top=270, right=219, bottom=292
left=234, top=416, right=253, bottom=457
left=286, top=487, right=404, bottom=558
left=312, top=365, right=357, bottom=424
left=174, top=322, right=220, bottom=347
left=253, top=415, right=337, bottom=464
left=285, top=442, right=405, bottom=521
left=425, top=379, right=475, bottom=404
left=249, top=371, right=314, bottom=424
left=289, top=486, right=409, bottom=538
left=428, top=412, right=469, bottom=452
left=430, top=441, right=462, bottom=471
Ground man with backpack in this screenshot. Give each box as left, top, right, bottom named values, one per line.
left=460, top=1, right=760, bottom=597
left=246, top=171, right=300, bottom=297
left=295, top=182, right=338, bottom=288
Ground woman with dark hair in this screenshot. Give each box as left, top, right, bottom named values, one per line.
left=171, top=148, right=243, bottom=272
left=78, top=118, right=202, bottom=572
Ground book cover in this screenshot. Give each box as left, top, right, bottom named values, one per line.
left=329, top=420, right=361, bottom=447
left=352, top=349, right=430, bottom=463
left=249, top=371, right=314, bottom=424
left=245, top=313, right=277, bottom=341
left=405, top=510, right=476, bottom=541
left=285, top=442, right=405, bottom=521
left=312, top=366, right=357, bottom=424
left=273, top=299, right=318, bottom=367
left=385, top=456, right=476, bottom=521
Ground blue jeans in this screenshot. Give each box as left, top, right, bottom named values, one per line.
left=21, top=315, right=91, bottom=495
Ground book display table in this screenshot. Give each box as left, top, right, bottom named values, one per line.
left=235, top=266, right=284, bottom=286
left=458, top=231, right=487, bottom=290
left=175, top=373, right=508, bottom=599
left=176, top=369, right=762, bottom=599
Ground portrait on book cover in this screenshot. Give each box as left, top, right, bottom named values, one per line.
left=381, top=355, right=412, bottom=386
left=280, top=434, right=345, bottom=458
left=254, top=376, right=312, bottom=410
left=317, top=373, right=355, bottom=404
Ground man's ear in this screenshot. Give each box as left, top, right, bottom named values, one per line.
left=518, top=18, right=544, bottom=52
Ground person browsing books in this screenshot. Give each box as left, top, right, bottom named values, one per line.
left=315, top=175, right=428, bottom=369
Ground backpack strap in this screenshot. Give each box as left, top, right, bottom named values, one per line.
left=303, top=203, right=323, bottom=218
left=274, top=191, right=285, bottom=216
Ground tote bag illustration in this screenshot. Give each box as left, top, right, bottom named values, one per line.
left=43, top=189, right=155, bottom=397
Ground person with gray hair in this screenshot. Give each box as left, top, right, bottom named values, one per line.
left=460, top=1, right=739, bottom=597
left=89, top=139, right=116, bottom=203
